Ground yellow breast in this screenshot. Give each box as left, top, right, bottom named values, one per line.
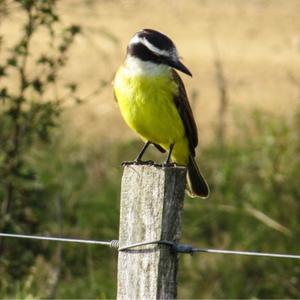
left=113, top=65, right=186, bottom=145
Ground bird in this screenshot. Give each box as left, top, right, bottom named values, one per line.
left=113, top=29, right=209, bottom=198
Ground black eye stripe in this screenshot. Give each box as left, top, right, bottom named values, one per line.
left=127, top=43, right=165, bottom=63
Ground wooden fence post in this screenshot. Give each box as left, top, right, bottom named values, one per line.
left=117, top=164, right=186, bottom=300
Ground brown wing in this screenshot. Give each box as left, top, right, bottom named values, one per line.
left=172, top=70, right=198, bottom=156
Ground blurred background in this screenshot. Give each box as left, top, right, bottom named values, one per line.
left=0, top=0, right=300, bottom=298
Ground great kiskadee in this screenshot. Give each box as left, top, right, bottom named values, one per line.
left=113, top=29, right=209, bottom=198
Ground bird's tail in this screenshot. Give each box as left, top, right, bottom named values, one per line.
left=186, top=155, right=209, bottom=198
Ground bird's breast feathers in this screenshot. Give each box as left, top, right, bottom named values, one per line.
left=113, top=65, right=186, bottom=144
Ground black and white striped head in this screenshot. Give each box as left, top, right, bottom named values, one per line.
left=126, top=29, right=192, bottom=76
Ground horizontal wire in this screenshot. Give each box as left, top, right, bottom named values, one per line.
left=1, top=232, right=300, bottom=259
left=118, top=240, right=300, bottom=259
left=192, top=248, right=300, bottom=259
left=0, top=233, right=119, bottom=248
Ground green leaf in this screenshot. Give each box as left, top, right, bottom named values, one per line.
left=0, top=87, right=8, bottom=99
left=37, top=55, right=54, bottom=67
left=32, top=79, right=44, bottom=94
left=68, top=25, right=81, bottom=36
left=0, top=65, right=7, bottom=77
left=66, top=82, right=78, bottom=93
left=47, top=73, right=56, bottom=82
left=7, top=57, right=18, bottom=67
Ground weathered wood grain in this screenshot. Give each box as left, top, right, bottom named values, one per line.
left=117, top=164, right=186, bottom=300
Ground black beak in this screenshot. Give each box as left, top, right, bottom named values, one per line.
left=168, top=59, right=192, bottom=77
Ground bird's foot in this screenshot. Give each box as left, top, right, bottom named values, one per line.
left=121, top=160, right=155, bottom=167
left=161, top=162, right=178, bottom=168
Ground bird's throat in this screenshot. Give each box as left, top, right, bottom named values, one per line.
left=124, top=56, right=171, bottom=77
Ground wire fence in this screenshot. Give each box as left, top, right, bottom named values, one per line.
left=1, top=232, right=300, bottom=259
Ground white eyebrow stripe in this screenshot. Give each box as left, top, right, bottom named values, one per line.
left=129, top=35, right=172, bottom=57
left=141, top=37, right=170, bottom=56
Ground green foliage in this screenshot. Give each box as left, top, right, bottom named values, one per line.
left=0, top=0, right=81, bottom=293
left=2, top=108, right=299, bottom=299
left=179, top=110, right=300, bottom=298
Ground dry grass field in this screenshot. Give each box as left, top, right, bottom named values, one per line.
left=2, top=0, right=300, bottom=144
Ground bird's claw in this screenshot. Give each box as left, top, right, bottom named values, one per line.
left=161, top=162, right=177, bottom=168
left=121, top=160, right=155, bottom=167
